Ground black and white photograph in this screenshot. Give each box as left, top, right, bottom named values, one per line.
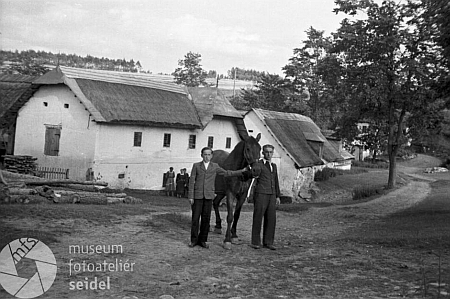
left=1, top=0, right=449, bottom=298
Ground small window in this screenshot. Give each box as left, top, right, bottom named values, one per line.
left=225, top=137, right=231, bottom=149
left=163, top=133, right=171, bottom=147
left=43, top=102, right=48, bottom=107
left=188, top=135, right=196, bottom=149
left=44, top=125, right=61, bottom=156
left=134, top=132, right=142, bottom=147
left=307, top=141, right=324, bottom=160
left=207, top=136, right=214, bottom=149
left=248, top=129, right=253, bottom=133
left=64, top=103, right=69, bottom=108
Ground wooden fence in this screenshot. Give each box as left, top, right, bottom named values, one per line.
left=37, top=167, right=69, bottom=179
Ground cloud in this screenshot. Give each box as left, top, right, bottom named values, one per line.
left=0, top=0, right=301, bottom=74
left=163, top=14, right=271, bottom=57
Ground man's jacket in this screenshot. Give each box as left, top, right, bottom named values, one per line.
left=251, top=160, right=281, bottom=197
left=188, top=162, right=245, bottom=200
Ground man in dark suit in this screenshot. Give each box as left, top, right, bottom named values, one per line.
left=188, top=147, right=248, bottom=249
left=250, top=144, right=280, bottom=250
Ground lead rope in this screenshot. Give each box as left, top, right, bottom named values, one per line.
left=245, top=163, right=258, bottom=201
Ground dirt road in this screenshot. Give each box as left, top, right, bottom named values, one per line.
left=1, top=154, right=449, bottom=299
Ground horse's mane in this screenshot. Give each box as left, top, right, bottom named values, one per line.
left=221, top=139, right=247, bottom=171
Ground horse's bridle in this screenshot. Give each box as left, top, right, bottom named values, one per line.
left=243, top=144, right=261, bottom=168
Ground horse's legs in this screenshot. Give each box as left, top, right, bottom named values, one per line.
left=223, top=191, right=234, bottom=250
left=212, top=193, right=225, bottom=234
left=230, top=194, right=246, bottom=239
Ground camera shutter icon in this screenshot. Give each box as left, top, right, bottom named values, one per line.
left=0, top=238, right=57, bottom=298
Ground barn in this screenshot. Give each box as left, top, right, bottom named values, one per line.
left=243, top=108, right=347, bottom=201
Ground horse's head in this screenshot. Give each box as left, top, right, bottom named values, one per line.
left=243, top=133, right=261, bottom=166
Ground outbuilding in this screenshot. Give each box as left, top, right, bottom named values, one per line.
left=244, top=108, right=346, bottom=201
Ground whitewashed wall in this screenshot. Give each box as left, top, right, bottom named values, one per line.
left=14, top=85, right=243, bottom=190
left=244, top=111, right=297, bottom=195
left=244, top=111, right=324, bottom=201
left=93, top=117, right=242, bottom=190
left=14, top=85, right=97, bottom=179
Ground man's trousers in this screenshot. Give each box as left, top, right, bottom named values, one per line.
left=191, top=198, right=212, bottom=244
left=251, top=193, right=276, bottom=246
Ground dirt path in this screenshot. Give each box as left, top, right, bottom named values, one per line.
left=1, top=154, right=448, bottom=299
left=333, top=180, right=431, bottom=216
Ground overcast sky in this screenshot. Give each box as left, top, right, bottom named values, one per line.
left=1, top=0, right=349, bottom=75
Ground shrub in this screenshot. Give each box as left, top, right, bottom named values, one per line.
left=352, top=186, right=382, bottom=200
left=314, top=167, right=338, bottom=181
left=440, top=158, right=450, bottom=169
left=352, top=160, right=389, bottom=169
left=314, top=167, right=368, bottom=181
left=396, top=147, right=415, bottom=158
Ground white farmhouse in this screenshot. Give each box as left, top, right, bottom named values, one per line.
left=12, top=66, right=246, bottom=190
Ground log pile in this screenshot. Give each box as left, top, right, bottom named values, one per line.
left=0, top=170, right=143, bottom=205
left=3, top=155, right=38, bottom=175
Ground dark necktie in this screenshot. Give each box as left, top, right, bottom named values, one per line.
left=265, top=161, right=272, bottom=172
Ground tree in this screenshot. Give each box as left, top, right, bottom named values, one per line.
left=173, top=52, right=207, bottom=87
left=231, top=73, right=310, bottom=114
left=4, top=62, right=48, bottom=76
left=206, top=70, right=217, bottom=79
left=332, top=0, right=447, bottom=189
left=283, top=27, right=343, bottom=129
left=419, top=0, right=450, bottom=102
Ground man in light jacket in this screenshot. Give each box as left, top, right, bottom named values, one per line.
left=188, top=147, right=247, bottom=249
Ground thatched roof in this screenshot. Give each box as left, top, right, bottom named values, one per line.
left=188, top=86, right=248, bottom=138
left=188, top=87, right=242, bottom=123
left=36, top=66, right=187, bottom=94
left=33, top=66, right=202, bottom=129
left=251, top=108, right=344, bottom=167
left=0, top=74, right=39, bottom=129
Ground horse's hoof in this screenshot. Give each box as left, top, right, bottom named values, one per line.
left=231, top=238, right=241, bottom=245
left=223, top=242, right=232, bottom=250
left=214, top=228, right=222, bottom=234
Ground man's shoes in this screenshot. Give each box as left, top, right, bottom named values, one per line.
left=188, top=242, right=197, bottom=248
left=249, top=244, right=261, bottom=249
left=198, top=242, right=209, bottom=249
left=263, top=244, right=276, bottom=250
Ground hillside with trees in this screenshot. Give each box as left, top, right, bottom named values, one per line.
left=0, top=50, right=144, bottom=75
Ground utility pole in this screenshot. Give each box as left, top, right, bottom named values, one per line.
left=233, top=67, right=236, bottom=100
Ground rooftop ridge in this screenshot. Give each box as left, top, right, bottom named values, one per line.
left=59, top=66, right=187, bottom=94
left=253, top=108, right=313, bottom=123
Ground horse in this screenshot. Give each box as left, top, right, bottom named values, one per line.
left=211, top=133, right=261, bottom=249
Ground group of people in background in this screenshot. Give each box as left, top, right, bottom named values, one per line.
left=164, top=167, right=189, bottom=198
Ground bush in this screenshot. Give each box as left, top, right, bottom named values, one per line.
left=440, top=158, right=450, bottom=170
left=352, top=160, right=389, bottom=169
left=352, top=186, right=382, bottom=201
left=314, top=167, right=368, bottom=181
left=396, top=147, right=415, bottom=158
left=314, top=167, right=338, bottom=181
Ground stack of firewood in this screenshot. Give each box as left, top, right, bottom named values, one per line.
left=0, top=170, right=143, bottom=205
left=3, top=155, right=38, bottom=175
